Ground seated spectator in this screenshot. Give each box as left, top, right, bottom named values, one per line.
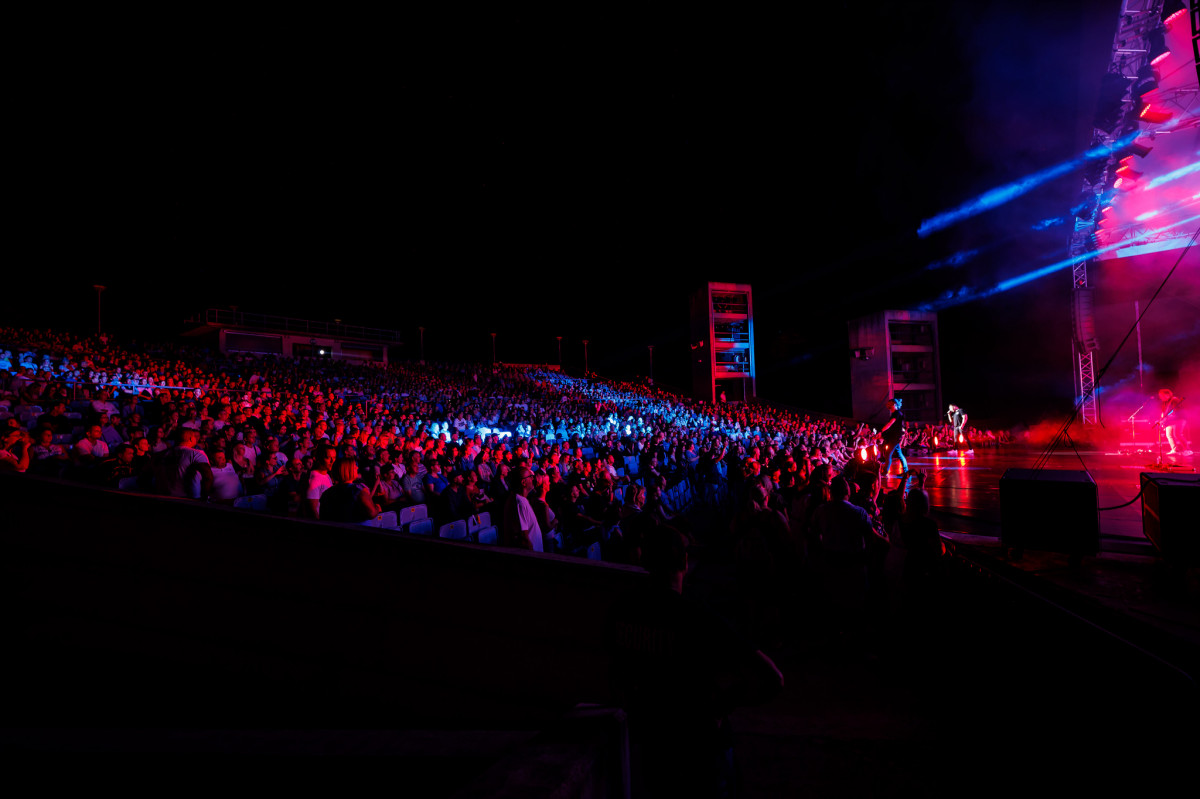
left=36, top=401, right=72, bottom=434
left=305, top=444, right=336, bottom=519
left=28, top=426, right=69, bottom=476
left=208, top=447, right=244, bottom=503
left=72, top=423, right=110, bottom=465
left=376, top=463, right=405, bottom=509
left=95, top=443, right=138, bottom=489
left=0, top=427, right=31, bottom=473
left=319, top=457, right=381, bottom=523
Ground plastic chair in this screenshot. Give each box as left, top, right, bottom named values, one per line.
left=475, top=526, right=498, bottom=545
left=399, top=504, right=428, bottom=527
left=233, top=494, right=268, bottom=512
left=439, top=519, right=469, bottom=540
left=467, top=512, right=491, bottom=534
left=407, top=518, right=434, bottom=536
left=118, top=477, right=140, bottom=491
left=586, top=541, right=602, bottom=561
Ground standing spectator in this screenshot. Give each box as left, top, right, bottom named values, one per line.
left=156, top=429, right=213, bottom=500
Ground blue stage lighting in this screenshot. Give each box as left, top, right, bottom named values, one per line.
left=917, top=133, right=1141, bottom=238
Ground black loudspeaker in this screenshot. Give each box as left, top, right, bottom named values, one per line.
left=1141, top=472, right=1200, bottom=564
left=1000, top=469, right=1099, bottom=556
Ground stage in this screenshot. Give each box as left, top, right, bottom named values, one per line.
left=881, top=444, right=1196, bottom=554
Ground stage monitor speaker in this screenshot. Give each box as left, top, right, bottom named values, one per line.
left=1140, top=472, right=1200, bottom=564
left=1000, top=469, right=1099, bottom=556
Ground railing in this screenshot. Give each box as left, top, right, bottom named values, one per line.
left=202, top=309, right=403, bottom=344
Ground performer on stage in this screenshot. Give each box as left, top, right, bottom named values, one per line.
left=1156, top=388, right=1192, bottom=456
left=947, top=404, right=973, bottom=454
left=879, top=398, right=907, bottom=477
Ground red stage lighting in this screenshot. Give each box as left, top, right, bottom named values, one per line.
left=1138, top=106, right=1173, bottom=123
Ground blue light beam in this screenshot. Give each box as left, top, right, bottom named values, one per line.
left=917, top=132, right=1142, bottom=238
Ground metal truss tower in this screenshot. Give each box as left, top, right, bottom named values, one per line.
left=1070, top=0, right=1176, bottom=424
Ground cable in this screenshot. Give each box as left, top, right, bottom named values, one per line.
left=1031, top=226, right=1200, bottom=475
left=1099, top=488, right=1143, bottom=511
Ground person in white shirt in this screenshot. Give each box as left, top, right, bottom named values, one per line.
left=208, top=447, right=244, bottom=502
left=305, top=444, right=336, bottom=519
left=73, top=424, right=110, bottom=464
left=503, top=466, right=544, bottom=552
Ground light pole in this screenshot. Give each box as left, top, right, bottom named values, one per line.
left=92, top=285, right=106, bottom=336
left=490, top=332, right=497, bottom=366
left=648, top=345, right=654, bottom=385
left=556, top=336, right=563, bottom=366
left=582, top=339, right=589, bottom=375
left=418, top=327, right=425, bottom=363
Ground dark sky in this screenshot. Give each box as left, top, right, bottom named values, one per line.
left=19, top=2, right=1154, bottom=425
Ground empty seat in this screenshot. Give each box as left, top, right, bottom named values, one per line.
left=586, top=541, right=602, bottom=561
left=399, top=504, right=428, bottom=527
left=407, top=518, right=434, bottom=536
left=233, top=495, right=268, bottom=512
left=361, top=511, right=398, bottom=529
left=118, top=477, right=140, bottom=491
left=467, top=512, right=491, bottom=534
left=475, top=526, right=498, bottom=545
left=439, top=520, right=469, bottom=540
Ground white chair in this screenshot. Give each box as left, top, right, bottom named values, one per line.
left=118, top=477, right=140, bottom=491
left=475, top=526, right=498, bottom=545
left=586, top=541, right=602, bottom=561
left=467, top=512, right=491, bottom=535
left=439, top=520, right=469, bottom=540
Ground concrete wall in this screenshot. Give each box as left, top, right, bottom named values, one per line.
left=1, top=473, right=646, bottom=730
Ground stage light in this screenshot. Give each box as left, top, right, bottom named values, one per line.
left=1146, top=30, right=1170, bottom=65
left=1115, top=165, right=1142, bottom=180
left=1133, top=63, right=1157, bottom=101
left=918, top=131, right=1140, bottom=237
left=1139, top=105, right=1173, bottom=124
left=1126, top=138, right=1154, bottom=158
left=1161, top=0, right=1186, bottom=28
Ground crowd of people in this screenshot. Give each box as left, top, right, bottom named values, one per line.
left=2, top=324, right=986, bottom=792
left=0, top=327, right=1006, bottom=564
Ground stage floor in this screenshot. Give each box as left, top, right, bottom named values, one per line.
left=881, top=444, right=1197, bottom=551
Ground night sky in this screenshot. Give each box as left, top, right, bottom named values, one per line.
left=19, top=2, right=1195, bottom=427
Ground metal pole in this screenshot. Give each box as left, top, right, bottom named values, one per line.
left=582, top=340, right=589, bottom=375
left=556, top=336, right=563, bottom=366
left=490, top=332, right=497, bottom=365
left=93, top=285, right=106, bottom=335
left=648, top=345, right=654, bottom=383
left=418, top=327, right=425, bottom=362
left=1134, top=301, right=1143, bottom=393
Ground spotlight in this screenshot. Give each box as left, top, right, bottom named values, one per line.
left=1138, top=105, right=1173, bottom=124
left=1126, top=138, right=1154, bottom=158
left=1146, top=30, right=1170, bottom=65
left=1161, top=0, right=1186, bottom=29
left=1115, top=164, right=1142, bottom=180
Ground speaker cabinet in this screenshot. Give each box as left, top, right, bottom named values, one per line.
left=1141, top=472, right=1200, bottom=564
left=1000, top=469, right=1099, bottom=556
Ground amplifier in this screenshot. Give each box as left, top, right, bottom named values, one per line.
left=1141, top=472, right=1200, bottom=564
left=1000, top=468, right=1099, bottom=556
